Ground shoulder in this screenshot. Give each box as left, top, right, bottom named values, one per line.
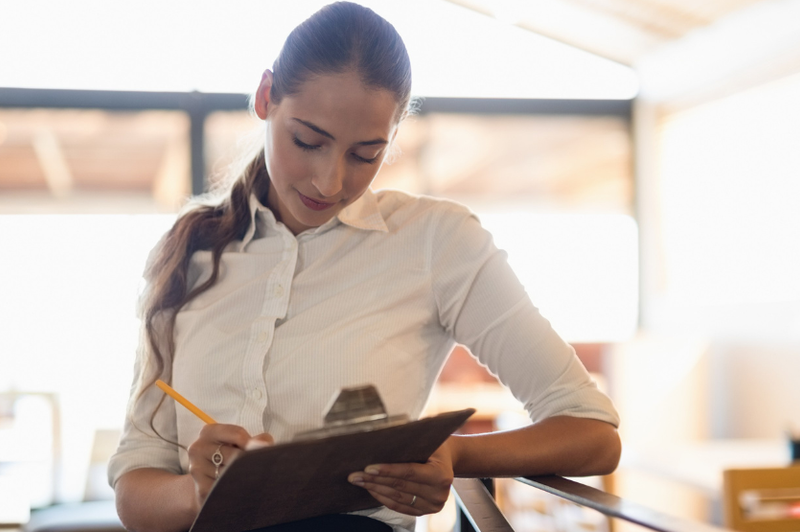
left=371, top=189, right=477, bottom=232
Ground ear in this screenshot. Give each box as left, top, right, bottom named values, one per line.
left=254, top=70, right=274, bottom=120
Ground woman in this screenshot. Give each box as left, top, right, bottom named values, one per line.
left=109, top=2, right=621, bottom=531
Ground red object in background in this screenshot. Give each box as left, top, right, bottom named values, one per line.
left=438, top=344, right=606, bottom=435
left=437, top=345, right=498, bottom=384
left=789, top=502, right=800, bottom=519
left=438, top=344, right=605, bottom=384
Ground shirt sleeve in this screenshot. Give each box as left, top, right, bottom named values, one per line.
left=430, top=202, right=620, bottom=427
left=107, top=236, right=184, bottom=489
left=107, top=334, right=183, bottom=488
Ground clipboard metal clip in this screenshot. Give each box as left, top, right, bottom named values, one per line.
left=293, top=385, right=410, bottom=441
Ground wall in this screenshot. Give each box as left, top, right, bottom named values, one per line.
left=709, top=341, right=800, bottom=439
left=637, top=71, right=800, bottom=440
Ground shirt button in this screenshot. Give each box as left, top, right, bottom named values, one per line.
left=252, top=388, right=262, bottom=400
left=258, top=331, right=268, bottom=342
left=274, top=284, right=284, bottom=297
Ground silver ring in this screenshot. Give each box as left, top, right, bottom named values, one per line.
left=410, top=494, right=417, bottom=507
left=212, top=445, right=224, bottom=479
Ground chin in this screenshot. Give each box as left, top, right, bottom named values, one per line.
left=295, top=208, right=338, bottom=228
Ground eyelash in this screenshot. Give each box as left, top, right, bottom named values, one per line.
left=292, top=135, right=379, bottom=165
left=355, top=154, right=379, bottom=165
left=292, top=136, right=319, bottom=152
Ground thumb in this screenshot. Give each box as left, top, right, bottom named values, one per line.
left=245, top=432, right=275, bottom=451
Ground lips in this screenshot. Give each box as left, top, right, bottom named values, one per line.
left=298, top=191, right=336, bottom=211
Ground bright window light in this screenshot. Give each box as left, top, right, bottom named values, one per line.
left=478, top=211, right=639, bottom=342
left=659, top=73, right=800, bottom=306
left=655, top=72, right=800, bottom=338
left=0, top=214, right=175, bottom=501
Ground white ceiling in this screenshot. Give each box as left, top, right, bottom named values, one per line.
left=446, top=0, right=800, bottom=106
left=0, top=0, right=637, bottom=99
left=1, top=0, right=798, bottom=105
left=446, top=0, right=765, bottom=65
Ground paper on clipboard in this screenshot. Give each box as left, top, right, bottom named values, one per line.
left=189, top=386, right=474, bottom=532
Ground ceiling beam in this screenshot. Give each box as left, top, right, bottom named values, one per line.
left=0, top=88, right=631, bottom=119
left=635, top=0, right=800, bottom=108
left=32, top=129, right=74, bottom=198
left=417, top=97, right=631, bottom=118
left=442, top=0, right=645, bottom=65
left=0, top=87, right=249, bottom=112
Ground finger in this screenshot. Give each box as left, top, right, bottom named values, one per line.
left=348, top=469, right=450, bottom=515
left=208, top=445, right=245, bottom=476
left=199, top=423, right=253, bottom=449
left=252, top=432, right=275, bottom=444
left=193, top=445, right=245, bottom=483
left=358, top=463, right=453, bottom=491
left=245, top=432, right=275, bottom=450
left=349, top=471, right=430, bottom=499
left=189, top=425, right=252, bottom=483
left=362, top=488, right=425, bottom=516
left=354, top=476, right=448, bottom=512
left=364, top=462, right=453, bottom=486
left=188, top=426, right=250, bottom=471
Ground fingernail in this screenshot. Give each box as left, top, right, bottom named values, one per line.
left=245, top=439, right=273, bottom=451
left=365, top=465, right=380, bottom=475
left=349, top=474, right=364, bottom=486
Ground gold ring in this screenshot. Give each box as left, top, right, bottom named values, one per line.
left=410, top=494, right=417, bottom=506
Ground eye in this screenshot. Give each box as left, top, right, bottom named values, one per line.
left=352, top=152, right=380, bottom=165
left=292, top=136, right=320, bottom=151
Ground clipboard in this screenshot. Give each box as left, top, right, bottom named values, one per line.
left=189, top=386, right=475, bottom=532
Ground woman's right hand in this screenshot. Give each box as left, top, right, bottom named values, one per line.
left=186, top=424, right=274, bottom=509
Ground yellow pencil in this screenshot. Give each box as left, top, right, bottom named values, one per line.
left=156, top=379, right=217, bottom=424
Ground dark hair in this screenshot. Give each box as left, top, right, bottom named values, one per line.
left=132, top=2, right=412, bottom=439
left=272, top=1, right=412, bottom=118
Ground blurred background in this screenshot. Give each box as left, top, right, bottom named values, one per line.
left=1, top=0, right=799, bottom=530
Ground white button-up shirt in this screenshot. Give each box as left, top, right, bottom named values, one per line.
left=109, top=188, right=619, bottom=531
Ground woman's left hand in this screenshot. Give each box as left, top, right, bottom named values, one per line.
left=347, top=440, right=455, bottom=516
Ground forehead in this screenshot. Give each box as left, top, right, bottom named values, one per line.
left=274, top=71, right=400, bottom=139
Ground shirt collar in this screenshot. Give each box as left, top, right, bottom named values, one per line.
left=242, top=187, right=388, bottom=247
left=336, top=188, right=389, bottom=233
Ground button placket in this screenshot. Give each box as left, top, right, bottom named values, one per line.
left=242, top=231, right=297, bottom=431
left=270, top=234, right=297, bottom=317
left=235, top=202, right=301, bottom=433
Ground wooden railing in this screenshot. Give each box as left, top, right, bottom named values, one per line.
left=452, top=476, right=732, bottom=532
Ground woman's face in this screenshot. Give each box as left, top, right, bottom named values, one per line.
left=254, top=70, right=401, bottom=235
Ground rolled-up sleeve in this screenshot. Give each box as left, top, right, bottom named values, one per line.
left=107, top=338, right=183, bottom=488
left=430, top=203, right=620, bottom=427
left=107, top=241, right=187, bottom=493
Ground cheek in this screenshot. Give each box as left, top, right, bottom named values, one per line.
left=269, top=136, right=308, bottom=187
left=346, top=165, right=381, bottom=195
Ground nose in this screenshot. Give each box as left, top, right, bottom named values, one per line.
left=311, top=156, right=346, bottom=198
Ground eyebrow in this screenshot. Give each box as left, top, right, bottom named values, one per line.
left=292, top=118, right=388, bottom=146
